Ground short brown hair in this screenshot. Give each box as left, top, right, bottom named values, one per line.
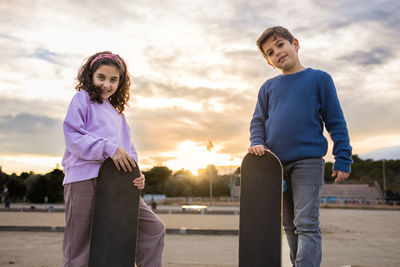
left=257, top=26, right=294, bottom=62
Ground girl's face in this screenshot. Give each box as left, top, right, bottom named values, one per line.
left=92, top=64, right=120, bottom=100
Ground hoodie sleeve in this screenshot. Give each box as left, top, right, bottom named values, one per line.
left=63, top=94, right=118, bottom=161
left=125, top=121, right=139, bottom=163
left=130, top=143, right=138, bottom=164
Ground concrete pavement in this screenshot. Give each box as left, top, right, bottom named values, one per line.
left=1, top=208, right=400, bottom=266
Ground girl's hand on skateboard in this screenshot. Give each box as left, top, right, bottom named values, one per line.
left=133, top=172, right=145, bottom=190
left=332, top=170, right=349, bottom=183
left=248, top=145, right=268, bottom=156
left=112, top=147, right=136, bottom=172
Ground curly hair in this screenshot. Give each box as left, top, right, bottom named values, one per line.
left=75, top=51, right=131, bottom=113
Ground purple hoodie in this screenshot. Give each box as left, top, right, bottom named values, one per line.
left=61, top=90, right=138, bottom=185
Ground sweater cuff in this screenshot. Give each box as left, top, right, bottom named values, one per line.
left=250, top=139, right=265, bottom=147
left=103, top=142, right=118, bottom=159
left=333, top=161, right=351, bottom=173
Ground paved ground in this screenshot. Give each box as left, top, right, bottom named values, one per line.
left=0, top=208, right=399, bottom=266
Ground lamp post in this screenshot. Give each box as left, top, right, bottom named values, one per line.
left=207, top=141, right=214, bottom=206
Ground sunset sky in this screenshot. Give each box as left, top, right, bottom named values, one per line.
left=1, top=0, right=399, bottom=175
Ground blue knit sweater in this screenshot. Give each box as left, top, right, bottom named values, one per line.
left=250, top=68, right=352, bottom=172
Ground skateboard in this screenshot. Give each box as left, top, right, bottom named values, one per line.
left=88, top=158, right=141, bottom=267
left=239, top=151, right=284, bottom=267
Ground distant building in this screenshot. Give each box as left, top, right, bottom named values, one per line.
left=234, top=183, right=383, bottom=204
left=143, top=194, right=166, bottom=203
left=233, top=186, right=240, bottom=200
left=320, top=184, right=383, bottom=204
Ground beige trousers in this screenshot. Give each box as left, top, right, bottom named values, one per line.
left=63, top=178, right=165, bottom=267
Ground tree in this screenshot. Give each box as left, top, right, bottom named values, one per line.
left=27, top=175, right=48, bottom=203
left=142, top=166, right=172, bottom=194
left=324, top=162, right=334, bottom=183
left=197, top=165, right=218, bottom=197
left=213, top=175, right=231, bottom=196
left=191, top=176, right=210, bottom=197
left=45, top=169, right=64, bottom=202
left=25, top=168, right=64, bottom=203
left=7, top=177, right=26, bottom=201
left=165, top=169, right=194, bottom=197
left=324, top=155, right=400, bottom=197
left=164, top=178, right=192, bottom=197
left=20, top=172, right=32, bottom=180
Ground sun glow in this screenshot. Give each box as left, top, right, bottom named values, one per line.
left=0, top=154, right=62, bottom=175
left=134, top=96, right=203, bottom=111
left=161, top=140, right=241, bottom=175
left=351, top=134, right=400, bottom=154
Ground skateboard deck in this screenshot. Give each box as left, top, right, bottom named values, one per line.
left=88, top=158, right=141, bottom=267
left=239, top=151, right=283, bottom=267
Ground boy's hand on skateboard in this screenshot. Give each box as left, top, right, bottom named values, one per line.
left=133, top=172, right=145, bottom=190
left=248, top=145, right=269, bottom=156
left=112, top=147, right=136, bottom=172
left=332, top=170, right=349, bottom=183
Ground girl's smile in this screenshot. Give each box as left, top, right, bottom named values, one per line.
left=92, top=65, right=120, bottom=100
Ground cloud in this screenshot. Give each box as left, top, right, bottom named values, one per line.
left=143, top=47, right=217, bottom=84
left=1, top=0, right=400, bottom=172
left=0, top=97, right=68, bottom=120
left=128, top=102, right=252, bottom=151
left=343, top=95, right=400, bottom=138
left=360, top=145, right=400, bottom=160
left=339, top=47, right=392, bottom=66
left=126, top=77, right=257, bottom=163
left=0, top=113, right=64, bottom=156
left=309, top=0, right=400, bottom=31
left=223, top=49, right=271, bottom=83
left=32, top=49, right=60, bottom=64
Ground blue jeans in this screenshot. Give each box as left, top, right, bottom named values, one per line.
left=282, top=158, right=324, bottom=267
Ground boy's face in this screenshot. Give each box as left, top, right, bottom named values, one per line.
left=262, top=36, right=300, bottom=73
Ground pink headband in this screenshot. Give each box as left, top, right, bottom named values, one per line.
left=90, top=52, right=123, bottom=69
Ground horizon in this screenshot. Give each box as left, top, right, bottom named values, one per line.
left=1, top=147, right=400, bottom=176
left=1, top=1, right=399, bottom=175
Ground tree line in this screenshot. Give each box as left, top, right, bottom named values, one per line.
left=0, top=168, right=64, bottom=203
left=1, top=155, right=399, bottom=204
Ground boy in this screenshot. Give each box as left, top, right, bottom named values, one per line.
left=248, top=26, right=352, bottom=267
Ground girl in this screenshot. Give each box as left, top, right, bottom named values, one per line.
left=62, top=51, right=165, bottom=267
